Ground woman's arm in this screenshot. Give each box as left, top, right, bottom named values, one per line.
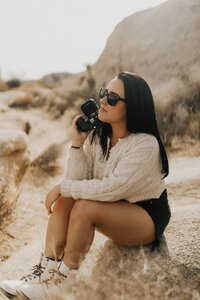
left=63, top=132, right=94, bottom=180
left=60, top=138, right=160, bottom=202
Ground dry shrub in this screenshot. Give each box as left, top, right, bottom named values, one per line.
left=9, top=94, right=35, bottom=109
left=64, top=82, right=96, bottom=107
left=155, top=69, right=200, bottom=149
left=30, top=143, right=63, bottom=181
left=54, top=68, right=97, bottom=111
left=45, top=69, right=97, bottom=119
left=6, top=77, right=21, bottom=89
left=8, top=89, right=52, bottom=110
left=46, top=97, right=69, bottom=119
left=29, top=90, right=48, bottom=108
left=14, top=155, right=30, bottom=186
left=188, top=111, right=200, bottom=140
left=169, top=135, right=200, bottom=156
left=0, top=177, right=19, bottom=231
left=0, top=80, right=7, bottom=91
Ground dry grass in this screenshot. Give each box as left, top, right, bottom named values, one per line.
left=0, top=177, right=19, bottom=231
left=0, top=154, right=29, bottom=231
left=0, top=141, right=62, bottom=230
left=29, top=143, right=64, bottom=181
left=46, top=97, right=69, bottom=119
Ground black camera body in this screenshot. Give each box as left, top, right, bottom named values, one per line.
left=77, top=99, right=102, bottom=132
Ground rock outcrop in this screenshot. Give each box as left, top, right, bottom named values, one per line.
left=0, top=129, right=28, bottom=157
left=0, top=90, right=28, bottom=106
left=92, top=0, right=200, bottom=93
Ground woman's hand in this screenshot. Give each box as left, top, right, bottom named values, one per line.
left=45, top=184, right=61, bottom=214
left=69, top=114, right=93, bottom=147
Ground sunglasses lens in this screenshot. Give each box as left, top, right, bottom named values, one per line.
left=99, top=88, right=106, bottom=98
left=108, top=94, right=117, bottom=106
left=99, top=88, right=118, bottom=106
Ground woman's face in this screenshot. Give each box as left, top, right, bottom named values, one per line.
left=98, top=78, right=127, bottom=124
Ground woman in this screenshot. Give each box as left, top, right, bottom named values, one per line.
left=0, top=71, right=171, bottom=299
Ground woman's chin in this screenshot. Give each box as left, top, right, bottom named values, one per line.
left=98, top=113, right=106, bottom=122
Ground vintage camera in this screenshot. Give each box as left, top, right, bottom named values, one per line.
left=77, top=99, right=102, bottom=132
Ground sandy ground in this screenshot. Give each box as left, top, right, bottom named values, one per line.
left=0, top=107, right=199, bottom=299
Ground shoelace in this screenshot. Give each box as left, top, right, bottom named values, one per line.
left=21, top=263, right=46, bottom=282
left=20, top=253, right=64, bottom=283
left=41, top=269, right=68, bottom=286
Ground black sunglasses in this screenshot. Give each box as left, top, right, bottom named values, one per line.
left=99, top=87, right=126, bottom=106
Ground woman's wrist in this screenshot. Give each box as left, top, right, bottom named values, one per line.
left=55, top=183, right=61, bottom=195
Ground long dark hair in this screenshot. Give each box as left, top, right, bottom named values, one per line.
left=91, top=71, right=169, bottom=178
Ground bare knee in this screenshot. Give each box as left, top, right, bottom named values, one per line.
left=70, top=199, right=97, bottom=222
left=52, top=196, right=75, bottom=214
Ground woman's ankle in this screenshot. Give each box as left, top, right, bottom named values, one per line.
left=44, top=251, right=64, bottom=262
left=59, top=261, right=72, bottom=276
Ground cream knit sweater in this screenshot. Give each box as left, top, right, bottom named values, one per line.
left=60, top=131, right=166, bottom=203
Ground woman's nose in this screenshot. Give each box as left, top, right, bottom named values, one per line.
left=100, top=97, right=108, bottom=106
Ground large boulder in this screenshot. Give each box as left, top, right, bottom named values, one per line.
left=92, top=0, right=200, bottom=92
left=0, top=129, right=28, bottom=157
left=45, top=233, right=199, bottom=299
left=40, top=72, right=71, bottom=88
left=0, top=104, right=9, bottom=112
left=0, top=111, right=28, bottom=132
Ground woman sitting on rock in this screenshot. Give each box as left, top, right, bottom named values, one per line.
left=0, top=71, right=171, bottom=299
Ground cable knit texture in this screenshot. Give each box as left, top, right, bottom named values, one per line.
left=60, top=131, right=166, bottom=203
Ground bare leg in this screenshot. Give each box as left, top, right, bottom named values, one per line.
left=44, top=196, right=76, bottom=260
left=62, top=201, right=95, bottom=269
left=62, top=198, right=156, bottom=270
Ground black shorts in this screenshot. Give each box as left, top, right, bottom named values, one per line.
left=134, top=189, right=171, bottom=252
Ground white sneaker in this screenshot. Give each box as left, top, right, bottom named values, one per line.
left=0, top=253, right=62, bottom=298
left=17, top=269, right=71, bottom=300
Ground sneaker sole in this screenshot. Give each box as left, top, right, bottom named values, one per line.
left=16, top=290, right=31, bottom=300
left=0, top=287, right=16, bottom=299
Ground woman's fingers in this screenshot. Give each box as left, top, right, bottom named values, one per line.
left=72, top=114, right=83, bottom=127
left=46, top=201, right=52, bottom=215
left=45, top=194, right=60, bottom=215
left=45, top=194, right=52, bottom=214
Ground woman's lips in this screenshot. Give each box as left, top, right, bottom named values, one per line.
left=100, top=107, right=107, bottom=112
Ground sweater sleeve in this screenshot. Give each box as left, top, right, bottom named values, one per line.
left=60, top=137, right=159, bottom=202
left=63, top=132, right=94, bottom=180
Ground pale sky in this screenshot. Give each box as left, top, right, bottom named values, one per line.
left=0, top=0, right=168, bottom=81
